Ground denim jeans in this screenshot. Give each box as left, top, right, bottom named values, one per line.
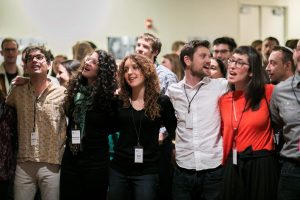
left=172, top=165, right=223, bottom=200
left=108, top=168, right=159, bottom=200
left=277, top=160, right=300, bottom=200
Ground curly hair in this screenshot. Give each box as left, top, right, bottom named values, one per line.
left=118, top=54, right=160, bottom=120
left=65, top=50, right=117, bottom=114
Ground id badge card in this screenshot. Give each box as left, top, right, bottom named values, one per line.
left=72, top=130, right=81, bottom=144
left=134, top=146, right=144, bottom=163
left=31, top=132, right=37, bottom=146
left=185, top=112, right=193, bottom=129
left=232, top=148, right=237, bottom=165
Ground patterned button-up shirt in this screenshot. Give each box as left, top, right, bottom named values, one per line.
left=6, top=82, right=67, bottom=165
left=155, top=63, right=178, bottom=94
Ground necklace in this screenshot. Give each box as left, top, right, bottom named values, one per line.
left=231, top=92, right=247, bottom=138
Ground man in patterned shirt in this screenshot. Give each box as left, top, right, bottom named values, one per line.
left=6, top=46, right=67, bottom=200
left=135, top=33, right=177, bottom=200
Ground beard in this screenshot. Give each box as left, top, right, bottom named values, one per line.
left=190, top=63, right=208, bottom=78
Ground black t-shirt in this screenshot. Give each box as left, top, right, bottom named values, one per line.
left=111, top=95, right=177, bottom=176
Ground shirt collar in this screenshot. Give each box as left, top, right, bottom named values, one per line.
left=182, top=76, right=211, bottom=89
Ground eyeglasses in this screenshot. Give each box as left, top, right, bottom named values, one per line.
left=227, top=58, right=249, bottom=68
left=3, top=48, right=18, bottom=52
left=84, top=57, right=99, bottom=65
left=213, top=49, right=230, bottom=54
left=26, top=54, right=45, bottom=63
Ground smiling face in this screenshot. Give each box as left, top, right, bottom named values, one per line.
left=82, top=52, right=99, bottom=85
left=209, top=58, right=223, bottom=79
left=227, top=53, right=252, bottom=90
left=135, top=38, right=156, bottom=62
left=123, top=58, right=145, bottom=90
left=56, top=64, right=70, bottom=86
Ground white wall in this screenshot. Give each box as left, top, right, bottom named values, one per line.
left=0, top=0, right=299, bottom=61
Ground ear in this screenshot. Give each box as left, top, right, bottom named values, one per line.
left=183, top=55, right=191, bottom=67
left=285, top=61, right=292, bottom=71
left=0, top=50, right=3, bottom=56
left=152, top=49, right=159, bottom=57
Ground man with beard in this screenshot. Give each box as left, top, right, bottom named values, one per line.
left=166, top=40, right=228, bottom=200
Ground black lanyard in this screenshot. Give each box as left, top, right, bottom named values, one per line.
left=291, top=75, right=300, bottom=106
left=131, top=108, right=143, bottom=147
left=184, top=83, right=203, bottom=113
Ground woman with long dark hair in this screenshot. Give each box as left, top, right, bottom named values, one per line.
left=109, top=54, right=176, bottom=200
left=219, top=46, right=278, bottom=200
left=60, top=50, right=118, bottom=200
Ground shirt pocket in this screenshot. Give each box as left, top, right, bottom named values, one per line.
left=280, top=101, right=300, bottom=123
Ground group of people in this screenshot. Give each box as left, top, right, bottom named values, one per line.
left=0, top=34, right=299, bottom=200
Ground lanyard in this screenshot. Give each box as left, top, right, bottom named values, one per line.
left=131, top=108, right=143, bottom=147
left=231, top=92, right=247, bottom=146
left=291, top=75, right=300, bottom=106
left=184, top=83, right=203, bottom=113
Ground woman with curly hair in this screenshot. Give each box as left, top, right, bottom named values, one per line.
left=60, top=50, right=118, bottom=200
left=109, top=54, right=177, bottom=200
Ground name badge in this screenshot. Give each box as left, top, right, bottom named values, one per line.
left=31, top=132, right=37, bottom=146
left=185, top=112, right=193, bottom=129
left=232, top=148, right=237, bottom=165
left=72, top=130, right=81, bottom=144
left=134, top=146, right=144, bottom=163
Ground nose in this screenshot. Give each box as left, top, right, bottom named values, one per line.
left=266, top=63, right=270, bottom=71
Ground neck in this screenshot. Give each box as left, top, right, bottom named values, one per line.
left=131, top=85, right=145, bottom=102
left=282, top=71, right=294, bottom=81
left=30, top=75, right=49, bottom=96
left=4, top=62, right=17, bottom=74
left=185, top=70, right=203, bottom=87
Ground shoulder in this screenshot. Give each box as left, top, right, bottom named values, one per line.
left=166, top=80, right=183, bottom=96
left=156, top=64, right=177, bottom=78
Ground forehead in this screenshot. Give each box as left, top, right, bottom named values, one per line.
left=28, top=50, right=43, bottom=56
left=195, top=46, right=210, bottom=54
left=232, top=53, right=248, bottom=61
left=210, top=59, right=218, bottom=66
left=2, top=41, right=18, bottom=48
left=213, top=44, right=230, bottom=50
left=137, top=38, right=152, bottom=46
left=269, top=50, right=283, bottom=60
left=124, top=58, right=136, bottom=66
left=263, top=40, right=277, bottom=46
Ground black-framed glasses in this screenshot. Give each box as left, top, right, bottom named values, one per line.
left=26, top=54, right=45, bottom=63
left=227, top=58, right=249, bottom=68
left=213, top=49, right=230, bottom=54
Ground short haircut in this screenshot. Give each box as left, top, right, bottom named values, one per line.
left=24, top=46, right=52, bottom=65
left=285, top=39, right=299, bottom=50
left=180, top=40, right=210, bottom=69
left=272, top=46, right=296, bottom=72
left=1, top=37, right=19, bottom=49
left=171, top=41, right=185, bottom=52
left=137, top=33, right=162, bottom=62
left=263, top=36, right=280, bottom=45
left=213, top=37, right=237, bottom=52
left=251, top=40, right=262, bottom=48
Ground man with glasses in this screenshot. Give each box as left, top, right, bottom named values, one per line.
left=212, top=36, right=237, bottom=67
left=6, top=46, right=67, bottom=200
left=0, top=38, right=23, bottom=96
